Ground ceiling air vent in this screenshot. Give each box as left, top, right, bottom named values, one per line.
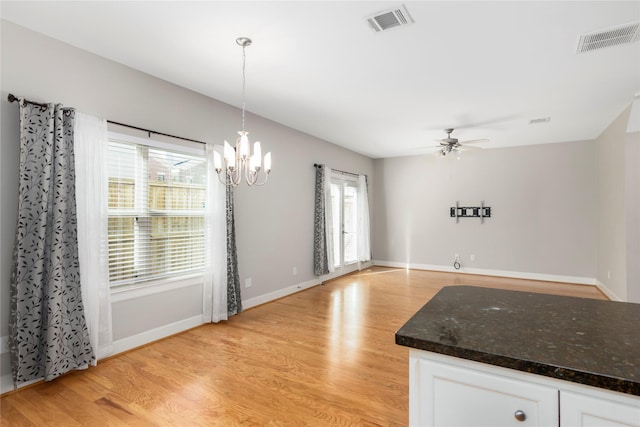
left=367, top=5, right=414, bottom=32
left=577, top=21, right=640, bottom=53
left=529, top=117, right=551, bottom=125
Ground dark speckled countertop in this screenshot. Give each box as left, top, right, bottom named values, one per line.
left=395, top=286, right=640, bottom=396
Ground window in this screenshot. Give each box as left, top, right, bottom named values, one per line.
left=330, top=175, right=359, bottom=268
left=107, top=133, right=207, bottom=287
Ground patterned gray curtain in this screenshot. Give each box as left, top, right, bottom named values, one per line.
left=226, top=182, right=242, bottom=316
left=313, top=164, right=329, bottom=275
left=9, top=100, right=95, bottom=385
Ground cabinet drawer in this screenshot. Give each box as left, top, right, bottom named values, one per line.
left=412, top=358, right=559, bottom=427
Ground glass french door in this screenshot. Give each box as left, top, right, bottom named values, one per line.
left=330, top=177, right=359, bottom=268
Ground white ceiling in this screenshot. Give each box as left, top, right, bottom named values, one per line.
left=2, top=1, right=639, bottom=158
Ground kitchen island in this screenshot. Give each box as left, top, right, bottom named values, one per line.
left=395, top=286, right=640, bottom=426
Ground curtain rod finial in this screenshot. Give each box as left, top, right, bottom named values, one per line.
left=8, top=93, right=18, bottom=103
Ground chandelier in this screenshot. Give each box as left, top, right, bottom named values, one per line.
left=214, top=37, right=271, bottom=186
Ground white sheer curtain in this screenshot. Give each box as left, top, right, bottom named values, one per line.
left=203, top=144, right=228, bottom=322
left=323, top=167, right=336, bottom=273
left=74, top=112, right=112, bottom=361
left=357, top=174, right=371, bottom=264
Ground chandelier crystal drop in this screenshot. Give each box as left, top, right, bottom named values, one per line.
left=214, top=37, right=271, bottom=187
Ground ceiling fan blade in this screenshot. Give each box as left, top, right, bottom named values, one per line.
left=426, top=114, right=521, bottom=131
left=409, top=145, right=443, bottom=151
left=458, top=145, right=482, bottom=151
left=459, top=138, right=489, bottom=145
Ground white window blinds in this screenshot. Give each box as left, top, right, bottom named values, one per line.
left=107, top=133, right=206, bottom=287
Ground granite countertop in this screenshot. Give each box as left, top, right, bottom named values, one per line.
left=395, top=286, right=640, bottom=396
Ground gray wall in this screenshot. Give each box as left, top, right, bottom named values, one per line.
left=625, top=98, right=640, bottom=303
left=626, top=130, right=640, bottom=303
left=0, top=20, right=373, bottom=381
left=594, top=101, right=640, bottom=303
left=372, top=141, right=598, bottom=280
left=595, top=106, right=631, bottom=300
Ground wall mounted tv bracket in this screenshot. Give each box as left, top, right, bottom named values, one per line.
left=450, top=201, right=491, bottom=223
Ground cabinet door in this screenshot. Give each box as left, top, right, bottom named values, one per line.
left=412, top=358, right=559, bottom=427
left=560, top=390, right=640, bottom=427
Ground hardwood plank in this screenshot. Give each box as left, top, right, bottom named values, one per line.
left=0, top=267, right=607, bottom=425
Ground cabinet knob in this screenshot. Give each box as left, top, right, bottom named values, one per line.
left=514, top=410, right=526, bottom=422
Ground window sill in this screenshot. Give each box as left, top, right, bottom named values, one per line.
left=110, top=274, right=204, bottom=303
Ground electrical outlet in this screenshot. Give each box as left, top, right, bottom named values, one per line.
left=453, top=253, right=461, bottom=270
left=607, top=271, right=611, bottom=280
left=293, top=266, right=297, bottom=276
left=245, top=278, right=252, bottom=288
left=470, top=254, right=475, bottom=262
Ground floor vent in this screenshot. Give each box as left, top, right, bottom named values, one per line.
left=577, top=21, right=640, bottom=53
left=367, top=5, right=413, bottom=32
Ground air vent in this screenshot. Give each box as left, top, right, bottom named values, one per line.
left=577, top=21, right=640, bottom=53
left=367, top=5, right=413, bottom=32
left=529, top=117, right=551, bottom=125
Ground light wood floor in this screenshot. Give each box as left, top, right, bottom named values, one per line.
left=1, top=267, right=606, bottom=426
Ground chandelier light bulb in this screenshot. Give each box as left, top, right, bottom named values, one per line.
left=253, top=142, right=262, bottom=165
left=239, top=131, right=249, bottom=159
left=224, top=140, right=236, bottom=169
left=264, top=152, right=272, bottom=172
left=213, top=150, right=222, bottom=171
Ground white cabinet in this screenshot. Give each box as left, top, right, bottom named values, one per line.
left=412, top=357, right=558, bottom=426
left=410, top=350, right=640, bottom=427
left=561, top=390, right=640, bottom=427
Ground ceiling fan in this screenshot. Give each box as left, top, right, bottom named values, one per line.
left=434, top=128, right=488, bottom=158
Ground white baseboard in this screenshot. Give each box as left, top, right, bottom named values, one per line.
left=111, top=314, right=204, bottom=356
left=0, top=336, right=8, bottom=355
left=1, top=374, right=41, bottom=395
left=373, top=260, right=596, bottom=286
left=0, top=263, right=614, bottom=395
left=112, top=277, right=327, bottom=353
left=595, top=279, right=622, bottom=301
left=243, top=278, right=321, bottom=310
left=242, top=261, right=375, bottom=310
left=1, top=374, right=14, bottom=394
left=2, top=277, right=327, bottom=390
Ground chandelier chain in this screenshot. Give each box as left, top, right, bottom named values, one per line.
left=241, top=43, right=246, bottom=132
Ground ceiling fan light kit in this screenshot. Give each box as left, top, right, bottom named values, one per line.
left=434, top=128, right=488, bottom=159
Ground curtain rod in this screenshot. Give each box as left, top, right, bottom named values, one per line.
left=7, top=93, right=207, bottom=146
left=313, top=163, right=360, bottom=177
left=8, top=93, right=50, bottom=108
left=107, top=120, right=207, bottom=145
